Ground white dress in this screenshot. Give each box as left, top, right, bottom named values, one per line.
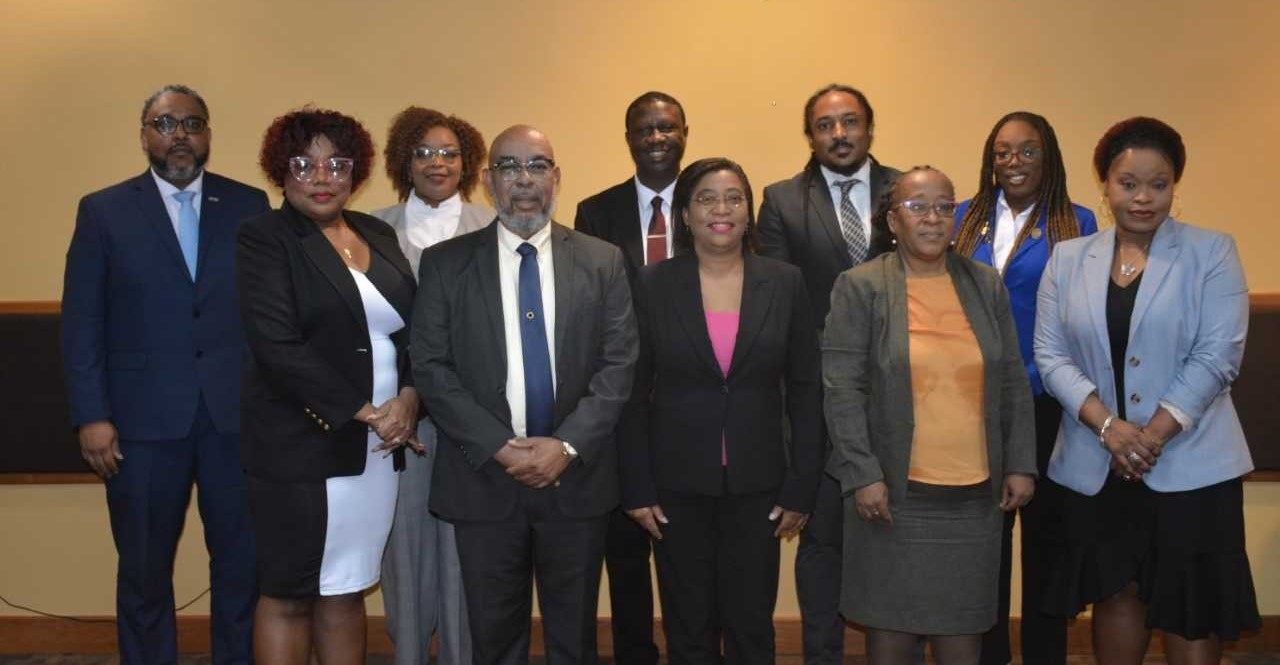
left=317, top=268, right=404, bottom=595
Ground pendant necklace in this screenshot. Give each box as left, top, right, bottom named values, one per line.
left=342, top=247, right=354, bottom=261
left=1119, top=244, right=1149, bottom=277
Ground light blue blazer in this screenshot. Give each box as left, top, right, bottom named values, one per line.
left=1034, top=218, right=1253, bottom=495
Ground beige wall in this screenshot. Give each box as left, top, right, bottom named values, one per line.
left=2, top=0, right=1279, bottom=619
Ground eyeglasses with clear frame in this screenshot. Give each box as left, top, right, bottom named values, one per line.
left=144, top=115, right=209, bottom=136
left=993, top=145, right=1042, bottom=165
left=413, top=146, right=462, bottom=163
left=692, top=192, right=747, bottom=210
left=490, top=158, right=556, bottom=182
left=896, top=200, right=958, bottom=218
left=288, top=156, right=355, bottom=183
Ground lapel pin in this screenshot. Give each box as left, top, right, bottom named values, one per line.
left=1030, top=227, right=1042, bottom=240
left=207, top=196, right=220, bottom=202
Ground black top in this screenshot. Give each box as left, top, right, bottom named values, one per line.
left=1106, top=273, right=1143, bottom=420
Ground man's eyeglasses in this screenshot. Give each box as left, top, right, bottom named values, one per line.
left=897, top=200, right=958, bottom=218
left=289, top=156, right=355, bottom=184
left=993, top=145, right=1042, bottom=165
left=413, top=146, right=462, bottom=163
left=490, top=158, right=556, bottom=182
left=692, top=192, right=747, bottom=210
left=145, top=115, right=209, bottom=136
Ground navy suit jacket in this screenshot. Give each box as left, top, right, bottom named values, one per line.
left=953, top=195, right=1097, bottom=395
left=62, top=170, right=270, bottom=440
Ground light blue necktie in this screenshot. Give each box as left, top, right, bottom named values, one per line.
left=173, top=190, right=199, bottom=279
left=516, top=242, right=554, bottom=437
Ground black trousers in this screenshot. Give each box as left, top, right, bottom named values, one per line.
left=605, top=506, right=659, bottom=665
left=795, top=474, right=844, bottom=665
left=653, top=484, right=781, bottom=665
left=453, top=487, right=609, bottom=665
left=979, top=392, right=1067, bottom=665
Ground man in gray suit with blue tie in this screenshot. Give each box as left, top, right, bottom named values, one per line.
left=412, top=125, right=637, bottom=665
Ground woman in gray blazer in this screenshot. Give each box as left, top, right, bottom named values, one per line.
left=371, top=107, right=493, bottom=665
left=1034, top=117, right=1259, bottom=664
left=824, top=166, right=1036, bottom=664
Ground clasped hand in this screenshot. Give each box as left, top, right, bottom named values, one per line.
left=496, top=436, right=572, bottom=489
left=364, top=389, right=424, bottom=456
left=1101, top=417, right=1162, bottom=479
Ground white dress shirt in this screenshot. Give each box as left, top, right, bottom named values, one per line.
left=404, top=191, right=462, bottom=253
left=820, top=160, right=872, bottom=242
left=496, top=221, right=557, bottom=438
left=151, top=169, right=204, bottom=239
left=992, top=191, right=1035, bottom=273
left=634, top=177, right=675, bottom=264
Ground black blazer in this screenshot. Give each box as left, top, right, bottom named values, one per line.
left=757, top=157, right=900, bottom=326
left=412, top=222, right=637, bottom=521
left=237, top=202, right=417, bottom=482
left=620, top=253, right=824, bottom=512
left=574, top=178, right=645, bottom=283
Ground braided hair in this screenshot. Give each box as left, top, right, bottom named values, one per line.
left=953, top=111, right=1082, bottom=257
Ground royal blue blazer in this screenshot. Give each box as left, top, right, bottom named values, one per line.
left=954, top=196, right=1097, bottom=395
left=1034, top=218, right=1254, bottom=495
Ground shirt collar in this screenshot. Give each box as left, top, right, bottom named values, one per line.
left=634, top=176, right=676, bottom=208
left=995, top=189, right=1036, bottom=223
left=496, top=218, right=554, bottom=256
left=406, top=190, right=462, bottom=220
left=151, top=168, right=204, bottom=199
left=819, top=158, right=872, bottom=190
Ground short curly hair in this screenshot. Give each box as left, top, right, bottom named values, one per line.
left=259, top=107, right=376, bottom=190
left=383, top=107, right=487, bottom=202
left=1093, top=116, right=1186, bottom=183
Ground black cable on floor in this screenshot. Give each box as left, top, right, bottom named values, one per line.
left=0, top=588, right=210, bottom=622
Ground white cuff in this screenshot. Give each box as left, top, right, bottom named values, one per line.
left=1159, top=400, right=1195, bottom=432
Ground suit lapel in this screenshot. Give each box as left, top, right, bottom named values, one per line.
left=551, top=223, right=574, bottom=384
left=351, top=215, right=416, bottom=324
left=1083, top=230, right=1115, bottom=357
left=1128, top=219, right=1180, bottom=337
left=195, top=173, right=223, bottom=284
left=882, top=255, right=914, bottom=411
left=132, top=172, right=190, bottom=281
left=806, top=175, right=849, bottom=269
left=615, top=182, right=646, bottom=273
left=288, top=203, right=369, bottom=333
left=670, top=256, right=723, bottom=379
left=474, top=225, right=508, bottom=378
left=727, top=254, right=775, bottom=377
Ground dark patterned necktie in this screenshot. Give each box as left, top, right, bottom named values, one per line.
left=516, top=243, right=554, bottom=437
left=646, top=196, right=667, bottom=265
left=836, top=178, right=867, bottom=264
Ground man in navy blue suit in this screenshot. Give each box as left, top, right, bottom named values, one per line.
left=61, top=84, right=269, bottom=665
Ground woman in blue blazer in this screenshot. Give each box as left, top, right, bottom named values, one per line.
left=952, top=111, right=1096, bottom=665
left=1034, top=117, right=1259, bottom=663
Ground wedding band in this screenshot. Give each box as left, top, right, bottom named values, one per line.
left=1127, top=451, right=1141, bottom=463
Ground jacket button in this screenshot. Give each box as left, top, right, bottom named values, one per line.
left=1130, top=393, right=1142, bottom=404
left=195, top=350, right=204, bottom=359
left=1128, top=356, right=1140, bottom=367
left=720, top=383, right=729, bottom=395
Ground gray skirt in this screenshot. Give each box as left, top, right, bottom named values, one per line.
left=840, top=480, right=1002, bottom=635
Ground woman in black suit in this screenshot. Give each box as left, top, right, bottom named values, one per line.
left=621, top=157, right=823, bottom=665
left=237, top=108, right=420, bottom=665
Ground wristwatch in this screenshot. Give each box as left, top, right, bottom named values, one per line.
left=560, top=440, right=579, bottom=459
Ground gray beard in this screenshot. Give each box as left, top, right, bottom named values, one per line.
left=149, top=151, right=208, bottom=183
left=498, top=211, right=551, bottom=237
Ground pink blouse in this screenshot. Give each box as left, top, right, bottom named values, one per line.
left=705, top=311, right=740, bottom=466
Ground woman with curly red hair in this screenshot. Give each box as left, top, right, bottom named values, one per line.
left=237, top=107, right=420, bottom=665
left=372, top=107, right=491, bottom=665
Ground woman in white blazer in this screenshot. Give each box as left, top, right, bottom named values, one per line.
left=1034, top=117, right=1259, bottom=664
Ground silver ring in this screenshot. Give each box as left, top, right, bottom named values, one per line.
left=1127, top=451, right=1141, bottom=463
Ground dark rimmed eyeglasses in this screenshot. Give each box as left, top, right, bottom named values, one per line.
left=490, top=158, right=556, bottom=182
left=288, top=156, right=355, bottom=183
left=144, top=115, right=209, bottom=136
left=993, top=145, right=1042, bottom=165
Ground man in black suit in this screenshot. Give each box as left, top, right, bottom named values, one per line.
left=413, top=125, right=637, bottom=665
left=62, top=84, right=269, bottom=665
left=756, top=84, right=901, bottom=665
left=573, top=90, right=688, bottom=665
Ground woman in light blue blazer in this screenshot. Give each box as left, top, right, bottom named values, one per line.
left=1034, top=117, right=1259, bottom=664
left=952, top=111, right=1097, bottom=665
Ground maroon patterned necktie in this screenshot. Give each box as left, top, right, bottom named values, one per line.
left=647, top=195, right=667, bottom=265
